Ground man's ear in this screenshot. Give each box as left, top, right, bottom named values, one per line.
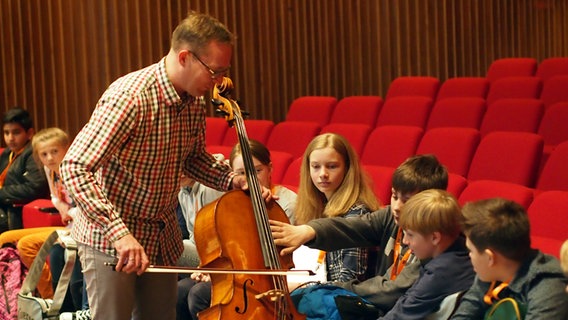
left=178, top=49, right=190, bottom=66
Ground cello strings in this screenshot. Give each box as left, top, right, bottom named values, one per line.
left=233, top=103, right=291, bottom=319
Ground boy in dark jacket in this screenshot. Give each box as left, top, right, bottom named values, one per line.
left=0, top=107, right=49, bottom=231
left=451, top=198, right=568, bottom=320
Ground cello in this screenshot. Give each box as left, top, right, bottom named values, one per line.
left=194, top=78, right=306, bottom=320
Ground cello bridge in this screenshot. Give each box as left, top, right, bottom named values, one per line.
left=255, top=289, right=286, bottom=302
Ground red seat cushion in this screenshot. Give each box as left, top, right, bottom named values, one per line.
left=22, top=199, right=64, bottom=228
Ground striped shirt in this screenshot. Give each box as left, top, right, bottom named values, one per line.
left=60, top=58, right=234, bottom=265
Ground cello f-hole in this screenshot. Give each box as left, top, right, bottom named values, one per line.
left=235, top=278, right=254, bottom=314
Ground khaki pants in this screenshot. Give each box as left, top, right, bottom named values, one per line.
left=78, top=244, right=177, bottom=320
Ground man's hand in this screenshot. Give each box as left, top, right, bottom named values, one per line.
left=232, top=175, right=279, bottom=202
left=270, top=220, right=316, bottom=256
left=114, top=234, right=150, bottom=275
left=190, top=272, right=211, bottom=282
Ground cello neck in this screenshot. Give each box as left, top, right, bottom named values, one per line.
left=213, top=79, right=282, bottom=270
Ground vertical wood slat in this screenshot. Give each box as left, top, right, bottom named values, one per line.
left=1, top=0, right=568, bottom=138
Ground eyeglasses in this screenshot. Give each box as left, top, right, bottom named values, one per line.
left=189, top=51, right=230, bottom=79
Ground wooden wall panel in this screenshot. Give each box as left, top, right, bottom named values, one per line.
left=1, top=0, right=567, bottom=138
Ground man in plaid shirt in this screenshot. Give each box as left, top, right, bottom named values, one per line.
left=60, top=11, right=254, bottom=320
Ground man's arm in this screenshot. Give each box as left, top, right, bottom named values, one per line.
left=60, top=90, right=136, bottom=242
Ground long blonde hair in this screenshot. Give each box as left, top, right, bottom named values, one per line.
left=294, top=133, right=380, bottom=225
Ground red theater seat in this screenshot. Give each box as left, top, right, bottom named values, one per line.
left=485, top=58, right=537, bottom=83
left=385, top=76, right=440, bottom=100
left=467, top=132, right=543, bottom=187
left=426, top=98, right=486, bottom=130
left=376, top=97, right=433, bottom=129
left=362, top=126, right=423, bottom=168
left=528, top=191, right=568, bottom=258
left=436, top=77, right=489, bottom=101
left=330, top=96, right=383, bottom=126
left=458, top=180, right=534, bottom=210
left=285, top=96, right=337, bottom=127
left=23, top=199, right=64, bottom=228
left=416, top=127, right=480, bottom=177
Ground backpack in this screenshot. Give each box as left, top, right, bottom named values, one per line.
left=484, top=297, right=526, bottom=320
left=0, top=246, right=28, bottom=319
left=290, top=284, right=380, bottom=320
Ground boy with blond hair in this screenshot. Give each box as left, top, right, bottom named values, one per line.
left=379, top=189, right=474, bottom=319
left=451, top=198, right=568, bottom=319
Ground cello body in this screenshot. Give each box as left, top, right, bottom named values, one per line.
left=195, top=191, right=305, bottom=320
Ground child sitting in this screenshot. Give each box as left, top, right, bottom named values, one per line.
left=0, top=107, right=49, bottom=231
left=380, top=189, right=474, bottom=319
left=451, top=198, right=568, bottom=319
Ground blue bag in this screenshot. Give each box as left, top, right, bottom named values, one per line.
left=291, top=284, right=379, bottom=320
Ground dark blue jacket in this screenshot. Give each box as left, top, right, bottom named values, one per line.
left=380, top=236, right=475, bottom=320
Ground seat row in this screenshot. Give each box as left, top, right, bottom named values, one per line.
left=280, top=94, right=568, bottom=152
left=275, top=135, right=568, bottom=198
left=282, top=57, right=568, bottom=127
left=284, top=77, right=568, bottom=128
left=207, top=119, right=567, bottom=190
left=385, top=57, right=568, bottom=103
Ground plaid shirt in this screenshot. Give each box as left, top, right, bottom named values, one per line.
left=326, top=203, right=375, bottom=282
left=61, top=58, right=234, bottom=265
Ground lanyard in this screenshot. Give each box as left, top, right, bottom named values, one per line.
left=484, top=281, right=510, bottom=305
left=390, top=228, right=412, bottom=280
left=317, top=250, right=326, bottom=264
left=0, top=149, right=25, bottom=188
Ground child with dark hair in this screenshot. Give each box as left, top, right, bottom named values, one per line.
left=0, top=106, right=49, bottom=231
left=450, top=198, right=568, bottom=319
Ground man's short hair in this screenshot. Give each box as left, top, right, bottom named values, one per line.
left=171, top=11, right=234, bottom=54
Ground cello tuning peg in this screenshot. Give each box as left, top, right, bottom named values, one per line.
left=214, top=108, right=229, bottom=117
left=240, top=109, right=250, bottom=119
left=212, top=99, right=225, bottom=108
